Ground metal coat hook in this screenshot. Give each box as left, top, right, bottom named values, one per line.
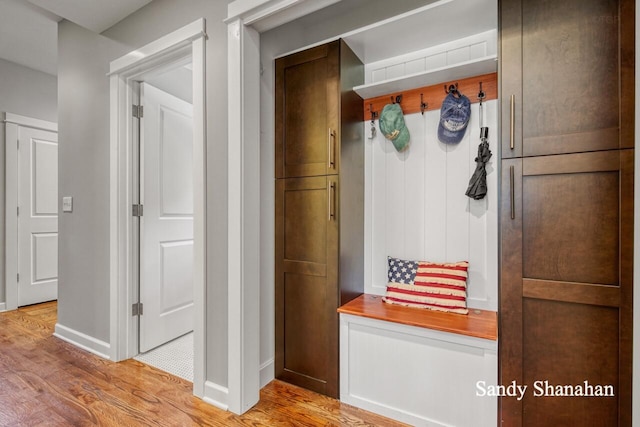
left=369, top=104, right=378, bottom=121
left=420, top=94, right=427, bottom=115
left=444, top=82, right=459, bottom=97
left=478, top=81, right=486, bottom=106
left=391, top=94, right=402, bottom=104
left=368, top=104, right=378, bottom=140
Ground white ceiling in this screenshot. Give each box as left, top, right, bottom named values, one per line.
left=0, top=0, right=59, bottom=75
left=26, top=0, right=153, bottom=34
left=343, top=0, right=497, bottom=65
left=0, top=0, right=153, bottom=76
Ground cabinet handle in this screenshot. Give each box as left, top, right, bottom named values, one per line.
left=510, top=95, right=515, bottom=150
left=328, top=181, right=336, bottom=221
left=510, top=165, right=515, bottom=220
left=328, top=128, right=336, bottom=169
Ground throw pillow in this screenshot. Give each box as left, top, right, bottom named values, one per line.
left=383, top=256, right=469, bottom=314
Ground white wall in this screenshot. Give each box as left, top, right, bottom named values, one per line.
left=57, top=0, right=230, bottom=387
left=0, top=59, right=57, bottom=308
left=0, top=59, right=57, bottom=122
left=365, top=102, right=498, bottom=311
left=57, top=21, right=127, bottom=342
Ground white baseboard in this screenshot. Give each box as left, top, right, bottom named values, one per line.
left=203, top=381, right=229, bottom=411
left=0, top=302, right=6, bottom=312
left=259, top=358, right=274, bottom=388
left=202, top=362, right=271, bottom=412
left=54, top=323, right=111, bottom=360
left=342, top=394, right=445, bottom=427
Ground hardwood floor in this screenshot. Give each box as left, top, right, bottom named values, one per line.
left=0, top=302, right=406, bottom=426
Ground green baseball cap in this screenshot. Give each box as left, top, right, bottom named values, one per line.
left=378, top=103, right=410, bottom=152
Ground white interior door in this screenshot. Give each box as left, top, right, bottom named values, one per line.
left=139, top=83, right=194, bottom=353
left=18, top=127, right=58, bottom=306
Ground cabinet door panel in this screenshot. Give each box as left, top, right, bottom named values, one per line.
left=275, top=42, right=339, bottom=178
left=499, top=150, right=633, bottom=426
left=283, top=181, right=328, bottom=264
left=275, top=176, right=339, bottom=397
left=283, top=273, right=329, bottom=381
left=522, top=167, right=620, bottom=286
left=499, top=158, right=525, bottom=424
left=522, top=0, right=619, bottom=155
left=500, top=0, right=523, bottom=159
left=501, top=0, right=634, bottom=157
left=522, top=299, right=619, bottom=427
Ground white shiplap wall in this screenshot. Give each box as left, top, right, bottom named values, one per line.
left=365, top=30, right=498, bottom=85
left=364, top=99, right=498, bottom=311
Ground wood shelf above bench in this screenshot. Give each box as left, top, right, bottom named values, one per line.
left=338, top=294, right=498, bottom=341
left=354, top=57, right=497, bottom=101
left=362, top=72, right=497, bottom=118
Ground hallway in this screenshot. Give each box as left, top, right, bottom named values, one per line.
left=0, top=303, right=405, bottom=426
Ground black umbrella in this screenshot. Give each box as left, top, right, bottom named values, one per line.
left=465, top=127, right=492, bottom=200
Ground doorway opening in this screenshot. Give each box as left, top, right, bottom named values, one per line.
left=132, top=58, right=195, bottom=381
left=108, top=19, right=207, bottom=397
left=4, top=113, right=59, bottom=312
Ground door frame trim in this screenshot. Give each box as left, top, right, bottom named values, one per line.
left=108, top=18, right=208, bottom=398
left=3, top=112, right=58, bottom=312
left=224, top=0, right=346, bottom=414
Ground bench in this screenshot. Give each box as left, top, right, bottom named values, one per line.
left=338, top=294, right=498, bottom=427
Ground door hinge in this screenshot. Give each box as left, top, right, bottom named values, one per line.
left=17, top=273, right=19, bottom=283
left=132, top=204, right=144, bottom=217
left=132, top=105, right=144, bottom=118
left=132, top=302, right=144, bottom=316
left=17, top=206, right=19, bottom=216
left=17, top=139, right=19, bottom=150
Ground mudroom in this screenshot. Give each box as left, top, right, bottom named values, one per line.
left=226, top=0, right=635, bottom=424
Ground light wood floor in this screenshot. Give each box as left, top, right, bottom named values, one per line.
left=0, top=302, right=407, bottom=426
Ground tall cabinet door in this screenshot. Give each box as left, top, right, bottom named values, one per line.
left=501, top=152, right=634, bottom=425
left=501, top=0, right=634, bottom=159
left=275, top=41, right=340, bottom=178
left=275, top=175, right=340, bottom=396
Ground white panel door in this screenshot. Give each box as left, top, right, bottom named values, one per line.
left=18, top=127, right=58, bottom=306
left=139, top=83, right=194, bottom=352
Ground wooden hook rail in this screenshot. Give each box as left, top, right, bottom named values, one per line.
left=364, top=72, right=497, bottom=118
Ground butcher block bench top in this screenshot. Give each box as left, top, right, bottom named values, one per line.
left=338, top=294, right=498, bottom=341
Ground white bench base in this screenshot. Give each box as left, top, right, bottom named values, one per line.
left=340, top=313, right=498, bottom=427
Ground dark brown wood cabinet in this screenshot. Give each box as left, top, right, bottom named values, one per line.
left=275, top=42, right=341, bottom=178
left=499, top=0, right=634, bottom=425
left=275, top=39, right=364, bottom=398
left=501, top=0, right=635, bottom=159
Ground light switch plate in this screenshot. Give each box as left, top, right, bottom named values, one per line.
left=62, top=196, right=73, bottom=213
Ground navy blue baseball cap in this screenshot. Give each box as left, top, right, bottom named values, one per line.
left=438, top=92, right=471, bottom=144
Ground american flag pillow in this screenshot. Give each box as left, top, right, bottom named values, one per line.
left=383, top=257, right=469, bottom=314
